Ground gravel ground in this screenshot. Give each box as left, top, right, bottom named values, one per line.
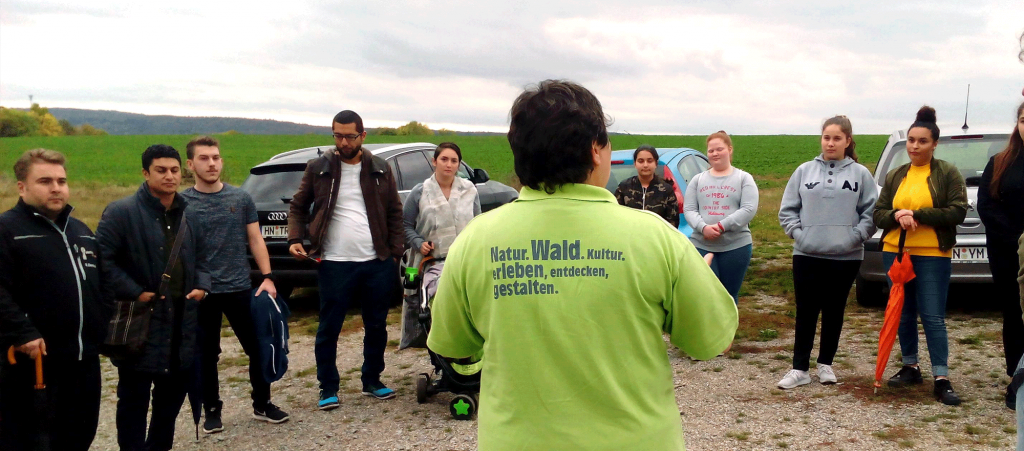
left=88, top=294, right=1018, bottom=450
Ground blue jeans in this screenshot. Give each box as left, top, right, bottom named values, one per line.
left=696, top=244, right=752, bottom=304
left=882, top=252, right=951, bottom=378
left=315, top=258, right=396, bottom=393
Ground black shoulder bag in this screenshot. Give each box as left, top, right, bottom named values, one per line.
left=101, top=213, right=189, bottom=360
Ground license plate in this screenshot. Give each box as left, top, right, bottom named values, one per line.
left=951, top=246, right=987, bottom=263
left=261, top=225, right=288, bottom=239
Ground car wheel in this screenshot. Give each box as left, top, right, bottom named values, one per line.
left=855, top=275, right=887, bottom=307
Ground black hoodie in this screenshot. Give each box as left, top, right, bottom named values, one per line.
left=0, top=199, right=113, bottom=361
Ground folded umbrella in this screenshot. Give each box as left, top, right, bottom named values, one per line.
left=874, top=230, right=915, bottom=393
left=6, top=346, right=50, bottom=451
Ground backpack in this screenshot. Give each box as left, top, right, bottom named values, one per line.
left=250, top=289, right=290, bottom=383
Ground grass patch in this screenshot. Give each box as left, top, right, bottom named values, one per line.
left=726, top=431, right=750, bottom=441
left=872, top=426, right=914, bottom=442
left=218, top=355, right=250, bottom=369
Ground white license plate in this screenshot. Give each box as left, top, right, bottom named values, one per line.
left=261, top=225, right=288, bottom=239
left=951, top=246, right=988, bottom=263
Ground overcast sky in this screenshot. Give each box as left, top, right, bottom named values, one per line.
left=2, top=0, right=1022, bottom=135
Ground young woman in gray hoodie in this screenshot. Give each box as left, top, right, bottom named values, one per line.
left=777, top=115, right=878, bottom=389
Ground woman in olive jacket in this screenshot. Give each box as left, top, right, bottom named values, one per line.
left=873, top=106, right=968, bottom=406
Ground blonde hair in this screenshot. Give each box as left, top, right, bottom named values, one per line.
left=706, top=130, right=732, bottom=148
left=14, top=148, right=66, bottom=181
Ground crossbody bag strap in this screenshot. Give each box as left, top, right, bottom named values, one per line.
left=159, top=212, right=189, bottom=293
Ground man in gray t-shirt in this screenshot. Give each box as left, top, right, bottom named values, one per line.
left=182, top=136, right=290, bottom=432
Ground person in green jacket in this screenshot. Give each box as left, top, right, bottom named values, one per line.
left=873, top=106, right=968, bottom=406
left=427, top=80, right=738, bottom=451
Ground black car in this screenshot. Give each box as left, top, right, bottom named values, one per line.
left=239, top=142, right=519, bottom=301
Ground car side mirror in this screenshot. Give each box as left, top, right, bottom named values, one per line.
left=472, top=168, right=490, bottom=184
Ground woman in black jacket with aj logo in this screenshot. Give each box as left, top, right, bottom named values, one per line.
left=978, top=100, right=1024, bottom=408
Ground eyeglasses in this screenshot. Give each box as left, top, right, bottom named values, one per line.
left=332, top=133, right=362, bottom=141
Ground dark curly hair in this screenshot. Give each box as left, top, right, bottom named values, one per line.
left=909, top=106, right=940, bottom=141
left=507, top=80, right=610, bottom=193
left=142, top=144, right=181, bottom=171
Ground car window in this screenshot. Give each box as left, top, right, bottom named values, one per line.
left=676, top=155, right=709, bottom=185
left=606, top=162, right=666, bottom=192
left=423, top=150, right=472, bottom=180
left=393, top=151, right=434, bottom=190
left=240, top=170, right=306, bottom=203
left=881, top=137, right=1007, bottom=184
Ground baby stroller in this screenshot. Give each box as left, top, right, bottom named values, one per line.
left=402, top=255, right=482, bottom=420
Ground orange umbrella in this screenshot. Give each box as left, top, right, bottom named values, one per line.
left=874, top=230, right=915, bottom=393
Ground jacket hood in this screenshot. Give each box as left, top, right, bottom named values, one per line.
left=813, top=155, right=856, bottom=169
left=319, top=148, right=389, bottom=175
left=14, top=198, right=74, bottom=230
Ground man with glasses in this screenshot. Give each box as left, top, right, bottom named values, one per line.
left=287, top=110, right=404, bottom=410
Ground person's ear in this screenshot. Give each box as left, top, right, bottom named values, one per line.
left=592, top=141, right=603, bottom=167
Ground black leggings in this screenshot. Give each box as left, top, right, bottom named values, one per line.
left=791, top=255, right=861, bottom=371
left=990, top=247, right=1024, bottom=377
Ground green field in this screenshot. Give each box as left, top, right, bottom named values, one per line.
left=0, top=133, right=891, bottom=345
left=0, top=133, right=887, bottom=187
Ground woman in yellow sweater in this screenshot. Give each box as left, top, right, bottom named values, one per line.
left=873, top=106, right=968, bottom=406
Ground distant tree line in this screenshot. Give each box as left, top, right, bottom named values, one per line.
left=0, top=104, right=107, bottom=137
left=374, top=121, right=457, bottom=136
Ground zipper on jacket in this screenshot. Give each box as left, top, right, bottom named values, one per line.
left=35, top=211, right=85, bottom=361
left=642, top=185, right=648, bottom=210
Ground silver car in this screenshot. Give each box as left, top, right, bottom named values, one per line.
left=855, top=131, right=1009, bottom=306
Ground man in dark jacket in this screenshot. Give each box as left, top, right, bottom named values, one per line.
left=96, top=144, right=211, bottom=451
left=287, top=110, right=404, bottom=409
left=0, top=149, right=112, bottom=451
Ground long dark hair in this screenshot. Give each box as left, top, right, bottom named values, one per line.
left=822, top=115, right=858, bottom=162
left=633, top=144, right=658, bottom=162
left=990, top=101, right=1024, bottom=199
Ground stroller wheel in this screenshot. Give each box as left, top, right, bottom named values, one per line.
left=449, top=394, right=476, bottom=420
left=416, top=375, right=429, bottom=404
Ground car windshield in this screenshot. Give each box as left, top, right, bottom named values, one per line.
left=606, top=163, right=665, bottom=191
left=881, top=136, right=1008, bottom=185
left=240, top=169, right=305, bottom=203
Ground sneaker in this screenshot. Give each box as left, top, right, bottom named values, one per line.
left=933, top=379, right=961, bottom=406
left=254, top=402, right=290, bottom=424
left=203, top=402, right=224, bottom=434
left=362, top=382, right=396, bottom=400
left=887, top=365, right=923, bottom=387
left=817, top=364, right=837, bottom=385
left=777, top=369, right=811, bottom=389
left=318, top=390, right=340, bottom=411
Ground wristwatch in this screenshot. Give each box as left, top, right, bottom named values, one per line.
left=262, top=273, right=276, bottom=283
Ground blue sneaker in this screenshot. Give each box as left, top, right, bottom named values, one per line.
left=318, top=390, right=340, bottom=410
left=362, top=382, right=396, bottom=400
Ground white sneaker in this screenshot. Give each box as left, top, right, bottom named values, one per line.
left=777, top=369, right=811, bottom=389
left=817, top=364, right=837, bottom=385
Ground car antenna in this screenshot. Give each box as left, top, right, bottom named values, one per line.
left=961, top=84, right=970, bottom=133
